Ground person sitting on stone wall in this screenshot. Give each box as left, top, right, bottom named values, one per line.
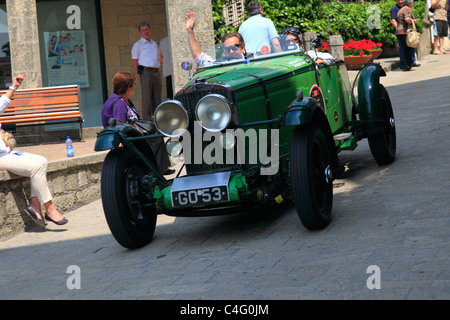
left=0, top=75, right=68, bottom=227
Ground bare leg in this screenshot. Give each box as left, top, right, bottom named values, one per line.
left=439, top=37, right=446, bottom=53
left=433, top=36, right=442, bottom=54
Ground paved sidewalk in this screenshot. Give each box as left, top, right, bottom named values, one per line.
left=15, top=137, right=98, bottom=162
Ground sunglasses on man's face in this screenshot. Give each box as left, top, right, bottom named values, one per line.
left=224, top=44, right=240, bottom=53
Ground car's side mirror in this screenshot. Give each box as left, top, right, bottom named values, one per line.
left=182, top=61, right=193, bottom=80
left=181, top=61, right=192, bottom=71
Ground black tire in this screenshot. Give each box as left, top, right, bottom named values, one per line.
left=290, top=124, right=333, bottom=230
left=101, top=147, right=157, bottom=249
left=368, top=84, right=396, bottom=165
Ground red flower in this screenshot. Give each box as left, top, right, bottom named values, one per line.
left=343, top=39, right=382, bottom=56
left=319, top=41, right=329, bottom=52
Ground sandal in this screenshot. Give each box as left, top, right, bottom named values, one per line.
left=45, top=214, right=68, bottom=226
left=24, top=207, right=47, bottom=227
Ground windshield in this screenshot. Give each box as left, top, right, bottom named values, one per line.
left=199, top=33, right=304, bottom=68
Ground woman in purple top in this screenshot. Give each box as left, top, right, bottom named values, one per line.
left=101, top=72, right=140, bottom=127
left=101, top=72, right=174, bottom=175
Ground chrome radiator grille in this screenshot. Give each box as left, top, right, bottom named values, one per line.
left=174, top=83, right=238, bottom=176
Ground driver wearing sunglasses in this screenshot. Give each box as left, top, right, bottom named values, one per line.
left=221, top=33, right=246, bottom=57
left=186, top=12, right=247, bottom=67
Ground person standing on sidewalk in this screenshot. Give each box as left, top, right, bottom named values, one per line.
left=430, top=0, right=449, bottom=54
left=131, top=22, right=162, bottom=120
left=391, top=0, right=406, bottom=67
left=391, top=0, right=419, bottom=68
left=0, top=75, right=68, bottom=227
left=396, top=0, right=418, bottom=71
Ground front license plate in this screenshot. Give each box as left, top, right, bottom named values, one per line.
left=171, top=172, right=230, bottom=208
left=172, top=186, right=229, bottom=207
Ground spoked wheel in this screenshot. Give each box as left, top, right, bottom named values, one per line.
left=290, top=124, right=333, bottom=230
left=368, top=84, right=396, bottom=165
left=101, top=147, right=157, bottom=249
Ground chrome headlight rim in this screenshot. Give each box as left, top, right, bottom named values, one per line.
left=154, top=100, right=189, bottom=138
left=195, top=94, right=232, bottom=132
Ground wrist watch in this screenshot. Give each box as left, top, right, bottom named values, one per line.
left=8, top=86, right=16, bottom=92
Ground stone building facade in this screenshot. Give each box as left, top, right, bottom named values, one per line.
left=3, top=0, right=214, bottom=129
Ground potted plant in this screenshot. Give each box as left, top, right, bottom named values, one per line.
left=343, top=39, right=373, bottom=70
left=365, top=39, right=383, bottom=62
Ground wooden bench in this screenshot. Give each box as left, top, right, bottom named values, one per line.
left=0, top=84, right=84, bottom=140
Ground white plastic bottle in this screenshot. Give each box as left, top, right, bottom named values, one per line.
left=66, top=136, right=74, bottom=158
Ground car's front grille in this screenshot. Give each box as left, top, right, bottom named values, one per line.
left=174, top=83, right=238, bottom=176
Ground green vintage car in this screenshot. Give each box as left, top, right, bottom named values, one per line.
left=95, top=38, right=396, bottom=249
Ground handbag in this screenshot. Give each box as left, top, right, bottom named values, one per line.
left=406, top=20, right=420, bottom=48
left=1, top=129, right=16, bottom=149
left=128, top=119, right=156, bottom=135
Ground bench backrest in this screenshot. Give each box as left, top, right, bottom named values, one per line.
left=0, top=85, right=82, bottom=125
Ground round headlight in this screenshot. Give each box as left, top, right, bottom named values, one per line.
left=154, top=100, right=189, bottom=137
left=195, top=94, right=231, bottom=131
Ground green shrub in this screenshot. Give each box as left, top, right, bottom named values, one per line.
left=213, top=0, right=426, bottom=48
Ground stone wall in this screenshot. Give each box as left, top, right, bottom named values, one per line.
left=166, top=0, right=215, bottom=93
left=0, top=151, right=107, bottom=240
left=6, top=0, right=42, bottom=89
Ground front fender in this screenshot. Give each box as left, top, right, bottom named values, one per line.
left=95, top=122, right=167, bottom=184
left=94, top=122, right=142, bottom=151
left=283, top=97, right=318, bottom=127
left=283, top=97, right=338, bottom=173
left=354, top=63, right=386, bottom=135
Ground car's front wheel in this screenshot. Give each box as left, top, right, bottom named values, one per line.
left=368, top=84, right=396, bottom=165
left=290, top=124, right=333, bottom=230
left=101, top=147, right=157, bottom=249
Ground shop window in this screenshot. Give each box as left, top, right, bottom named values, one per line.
left=36, top=0, right=106, bottom=128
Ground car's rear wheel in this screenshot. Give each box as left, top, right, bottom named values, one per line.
left=101, top=147, right=157, bottom=249
left=368, top=84, right=396, bottom=165
left=290, top=124, right=333, bottom=230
